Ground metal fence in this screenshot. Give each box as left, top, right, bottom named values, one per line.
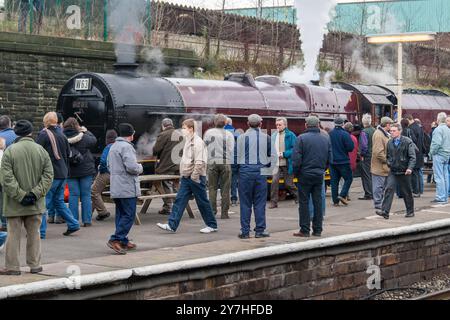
left=0, top=0, right=152, bottom=42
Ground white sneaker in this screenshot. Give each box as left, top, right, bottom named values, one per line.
left=157, top=223, right=175, bottom=233
left=200, top=226, right=218, bottom=234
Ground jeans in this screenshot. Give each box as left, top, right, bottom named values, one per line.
left=40, top=211, right=47, bottom=239
left=168, top=177, right=217, bottom=232
left=411, top=168, right=421, bottom=195
left=432, top=155, right=449, bottom=202
left=44, top=179, right=80, bottom=232
left=372, top=174, right=387, bottom=209
left=0, top=231, right=6, bottom=247
left=308, top=180, right=326, bottom=218
left=231, top=165, right=239, bottom=202
left=419, top=168, right=424, bottom=194
left=238, top=172, right=267, bottom=235
left=68, top=176, right=94, bottom=224
left=330, top=164, right=353, bottom=204
left=110, top=198, right=137, bottom=245
left=299, top=177, right=324, bottom=235
left=381, top=174, right=414, bottom=215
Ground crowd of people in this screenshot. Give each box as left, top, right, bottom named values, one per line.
left=0, top=110, right=450, bottom=273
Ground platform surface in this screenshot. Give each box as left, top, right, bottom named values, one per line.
left=0, top=179, right=449, bottom=289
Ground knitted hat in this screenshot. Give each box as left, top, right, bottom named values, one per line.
left=14, top=120, right=33, bottom=137
left=118, top=123, right=135, bottom=137
left=334, top=116, right=345, bottom=126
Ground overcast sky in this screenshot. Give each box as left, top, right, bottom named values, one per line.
left=158, top=0, right=393, bottom=10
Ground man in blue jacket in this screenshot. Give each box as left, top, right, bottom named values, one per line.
left=329, top=117, right=355, bottom=206
left=269, top=118, right=298, bottom=208
left=0, top=116, right=18, bottom=148
left=293, top=116, right=332, bottom=237
left=237, top=114, right=272, bottom=239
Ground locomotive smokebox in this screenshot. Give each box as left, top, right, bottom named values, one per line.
left=113, top=63, right=139, bottom=77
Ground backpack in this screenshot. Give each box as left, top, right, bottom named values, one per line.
left=69, top=144, right=84, bottom=165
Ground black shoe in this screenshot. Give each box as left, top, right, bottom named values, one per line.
left=312, top=232, right=322, bottom=237
left=83, top=223, right=92, bottom=227
left=96, top=212, right=111, bottom=221
left=293, top=231, right=310, bottom=237
left=413, top=193, right=420, bottom=198
left=358, top=196, right=373, bottom=200
left=405, top=212, right=415, bottom=218
left=255, top=231, right=270, bottom=238
left=30, top=266, right=43, bottom=274
left=0, top=269, right=21, bottom=276
left=47, top=216, right=55, bottom=224
left=238, top=233, right=250, bottom=239
left=375, top=210, right=389, bottom=220
left=63, top=228, right=80, bottom=236
left=55, top=216, right=65, bottom=224
left=231, top=200, right=237, bottom=206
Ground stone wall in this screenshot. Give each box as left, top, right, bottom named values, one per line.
left=0, top=32, right=198, bottom=130
left=103, top=232, right=450, bottom=300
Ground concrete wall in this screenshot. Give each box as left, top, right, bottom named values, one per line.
left=0, top=32, right=198, bottom=129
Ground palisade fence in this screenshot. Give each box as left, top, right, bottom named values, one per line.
left=0, top=0, right=152, bottom=43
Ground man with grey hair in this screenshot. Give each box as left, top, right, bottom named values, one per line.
left=293, top=116, right=332, bottom=237
left=204, top=114, right=235, bottom=219
left=269, top=117, right=298, bottom=209
left=429, top=112, right=450, bottom=204
left=359, top=114, right=375, bottom=200
left=153, top=118, right=182, bottom=215
left=236, top=114, right=271, bottom=239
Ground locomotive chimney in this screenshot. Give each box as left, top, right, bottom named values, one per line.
left=113, top=63, right=140, bottom=77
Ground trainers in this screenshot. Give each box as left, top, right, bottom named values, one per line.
left=30, top=266, right=43, bottom=274
left=157, top=223, right=175, bottom=233
left=47, top=216, right=55, bottom=224
left=238, top=233, right=250, bottom=239
left=200, top=226, right=218, bottom=234
left=96, top=212, right=111, bottom=221
left=338, top=196, right=349, bottom=206
left=255, top=231, right=270, bottom=238
left=413, top=193, right=421, bottom=198
left=405, top=212, right=415, bottom=218
left=231, top=200, right=237, bottom=206
left=63, top=228, right=80, bottom=236
left=431, top=199, right=448, bottom=204
left=375, top=210, right=389, bottom=220
left=268, top=202, right=278, bottom=209
left=107, top=241, right=126, bottom=255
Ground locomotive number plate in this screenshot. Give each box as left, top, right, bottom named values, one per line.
left=74, top=78, right=92, bottom=91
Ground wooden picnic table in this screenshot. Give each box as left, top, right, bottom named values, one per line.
left=136, top=174, right=195, bottom=225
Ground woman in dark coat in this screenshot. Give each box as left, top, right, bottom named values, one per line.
left=63, top=118, right=97, bottom=226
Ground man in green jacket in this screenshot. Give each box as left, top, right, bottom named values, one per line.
left=0, top=120, right=54, bottom=276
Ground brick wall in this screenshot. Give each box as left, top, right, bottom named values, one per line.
left=104, top=233, right=450, bottom=300
left=0, top=32, right=198, bottom=130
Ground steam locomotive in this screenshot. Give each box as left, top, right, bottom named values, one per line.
left=56, top=62, right=450, bottom=156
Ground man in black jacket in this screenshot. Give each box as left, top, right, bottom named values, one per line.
left=36, top=112, right=80, bottom=236
left=292, top=116, right=332, bottom=237
left=405, top=115, right=425, bottom=197
left=376, top=123, right=416, bottom=219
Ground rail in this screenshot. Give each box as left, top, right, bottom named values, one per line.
left=412, top=288, right=450, bottom=300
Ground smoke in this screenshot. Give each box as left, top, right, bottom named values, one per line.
left=348, top=39, right=397, bottom=87
left=136, top=132, right=157, bottom=160
left=109, top=0, right=147, bottom=64
left=323, top=71, right=335, bottom=88
left=281, top=0, right=338, bottom=83
left=141, top=47, right=192, bottom=77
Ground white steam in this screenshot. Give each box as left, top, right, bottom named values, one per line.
left=109, top=0, right=146, bottom=64
left=282, top=0, right=338, bottom=83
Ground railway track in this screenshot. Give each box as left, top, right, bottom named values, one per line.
left=412, top=288, right=450, bottom=300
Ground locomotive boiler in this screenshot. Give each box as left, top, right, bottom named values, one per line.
left=56, top=63, right=359, bottom=155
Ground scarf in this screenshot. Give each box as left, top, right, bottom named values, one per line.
left=45, top=128, right=61, bottom=160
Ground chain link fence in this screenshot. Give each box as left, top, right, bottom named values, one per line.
left=0, top=0, right=152, bottom=42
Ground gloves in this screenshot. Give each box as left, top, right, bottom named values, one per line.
left=20, top=192, right=37, bottom=207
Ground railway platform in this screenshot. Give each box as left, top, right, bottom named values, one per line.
left=0, top=180, right=449, bottom=299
